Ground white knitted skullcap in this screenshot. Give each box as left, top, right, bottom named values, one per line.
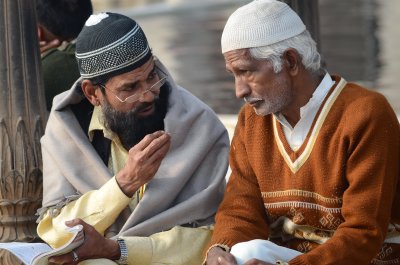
left=221, top=0, right=306, bottom=53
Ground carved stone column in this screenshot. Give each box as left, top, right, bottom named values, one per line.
left=0, top=0, right=47, bottom=242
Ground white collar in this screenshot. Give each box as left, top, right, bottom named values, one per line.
left=274, top=73, right=334, bottom=151
left=275, top=73, right=334, bottom=130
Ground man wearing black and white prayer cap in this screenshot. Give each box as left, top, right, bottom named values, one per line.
left=37, top=12, right=229, bottom=264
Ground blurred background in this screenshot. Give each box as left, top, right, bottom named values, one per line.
left=90, top=0, right=400, bottom=116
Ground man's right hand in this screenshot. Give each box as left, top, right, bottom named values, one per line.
left=206, top=246, right=237, bottom=265
left=116, top=130, right=171, bottom=197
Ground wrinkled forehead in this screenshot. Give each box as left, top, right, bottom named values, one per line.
left=224, top=49, right=254, bottom=68
left=111, top=56, right=156, bottom=83
left=131, top=57, right=156, bottom=79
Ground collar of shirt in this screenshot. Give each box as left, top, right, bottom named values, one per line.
left=274, top=73, right=334, bottom=151
left=88, top=105, right=128, bottom=172
left=88, top=105, right=118, bottom=142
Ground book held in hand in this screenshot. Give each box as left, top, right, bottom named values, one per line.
left=0, top=224, right=84, bottom=265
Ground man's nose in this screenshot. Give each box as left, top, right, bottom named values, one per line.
left=235, top=78, right=251, bottom=99
left=139, top=87, right=157, bottom=103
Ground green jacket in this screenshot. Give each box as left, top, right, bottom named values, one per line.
left=41, top=41, right=80, bottom=111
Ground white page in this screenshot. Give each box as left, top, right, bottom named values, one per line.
left=0, top=242, right=51, bottom=265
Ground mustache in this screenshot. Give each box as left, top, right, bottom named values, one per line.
left=132, top=101, right=154, bottom=114
left=244, top=97, right=263, bottom=103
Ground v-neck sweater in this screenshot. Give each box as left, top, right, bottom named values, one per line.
left=210, top=76, right=400, bottom=265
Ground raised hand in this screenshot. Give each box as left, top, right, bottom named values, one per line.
left=116, top=130, right=171, bottom=197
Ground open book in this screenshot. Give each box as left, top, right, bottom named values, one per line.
left=0, top=224, right=84, bottom=265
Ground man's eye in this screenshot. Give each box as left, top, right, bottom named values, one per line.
left=122, top=85, right=137, bottom=92
left=147, top=72, right=157, bottom=80
left=239, top=70, right=251, bottom=76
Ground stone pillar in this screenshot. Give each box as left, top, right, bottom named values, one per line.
left=0, top=0, right=47, bottom=243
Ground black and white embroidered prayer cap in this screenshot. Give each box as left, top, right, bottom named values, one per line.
left=76, top=12, right=152, bottom=80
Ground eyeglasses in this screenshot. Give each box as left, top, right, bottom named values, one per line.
left=98, top=76, right=167, bottom=104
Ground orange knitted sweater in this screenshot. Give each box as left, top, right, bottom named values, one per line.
left=210, top=76, right=400, bottom=265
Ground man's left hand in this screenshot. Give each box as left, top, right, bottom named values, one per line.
left=48, top=218, right=120, bottom=264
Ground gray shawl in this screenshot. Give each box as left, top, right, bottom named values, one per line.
left=39, top=61, right=229, bottom=237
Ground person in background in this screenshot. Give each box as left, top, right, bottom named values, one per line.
left=36, top=0, right=92, bottom=110
left=205, top=0, right=400, bottom=264
left=36, top=12, right=229, bottom=265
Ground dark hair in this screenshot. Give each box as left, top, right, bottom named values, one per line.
left=89, top=76, right=110, bottom=94
left=36, top=0, right=93, bottom=39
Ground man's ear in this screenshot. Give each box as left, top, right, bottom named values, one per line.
left=37, top=24, right=60, bottom=43
left=283, top=48, right=300, bottom=76
left=37, top=25, right=46, bottom=42
left=81, top=80, right=101, bottom=106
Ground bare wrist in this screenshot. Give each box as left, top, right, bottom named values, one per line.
left=106, top=239, right=121, bottom=261
left=115, top=171, right=137, bottom=197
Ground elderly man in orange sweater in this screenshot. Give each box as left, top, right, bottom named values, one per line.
left=205, top=0, right=400, bottom=265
